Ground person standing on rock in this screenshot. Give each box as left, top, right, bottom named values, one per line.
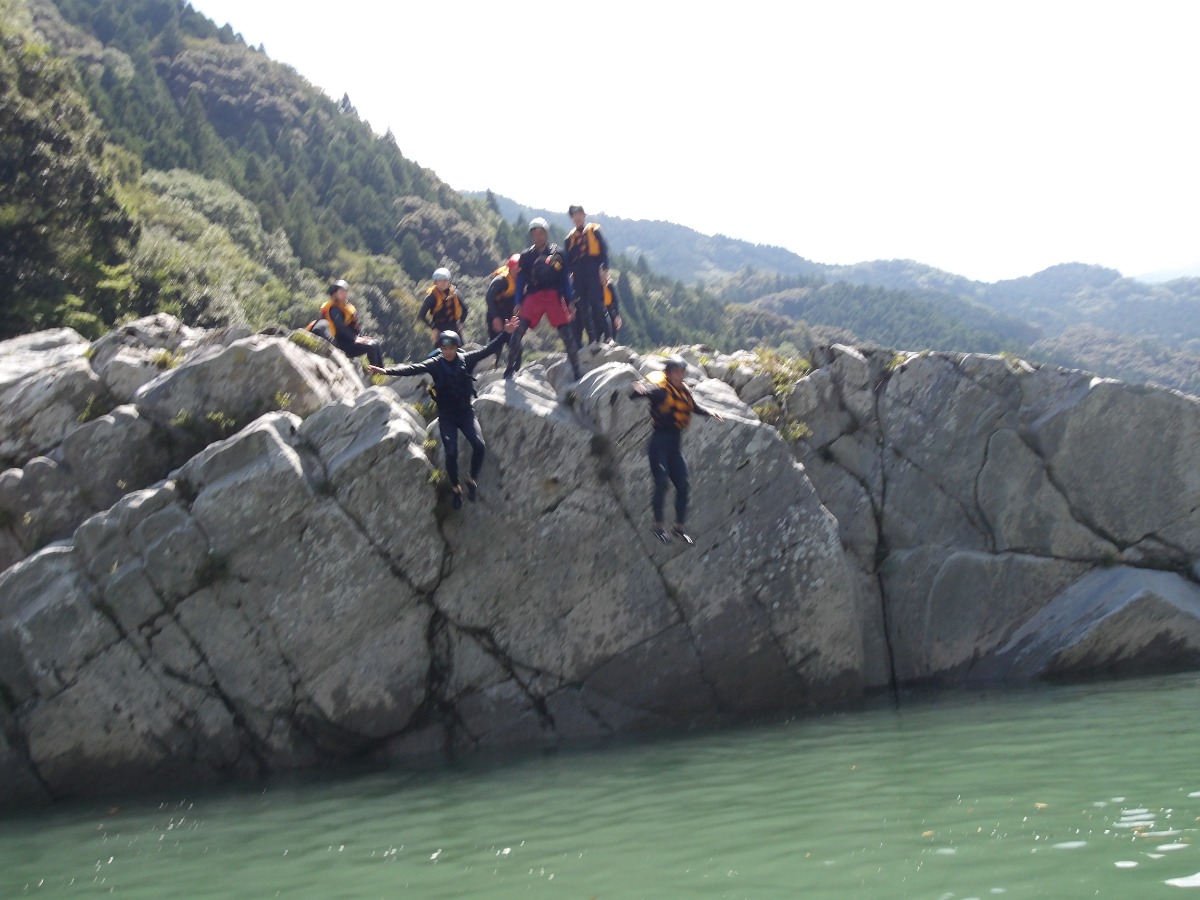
left=368, top=320, right=517, bottom=509
left=307, top=279, right=384, bottom=367
left=505, top=217, right=582, bottom=382
left=564, top=204, right=609, bottom=349
left=483, top=253, right=521, bottom=365
left=602, top=274, right=623, bottom=344
left=629, top=355, right=722, bottom=544
left=418, top=267, right=468, bottom=349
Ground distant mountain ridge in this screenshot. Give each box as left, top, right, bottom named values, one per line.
left=10, top=0, right=1200, bottom=396
left=478, top=193, right=1200, bottom=394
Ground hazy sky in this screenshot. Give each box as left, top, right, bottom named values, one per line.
left=188, top=0, right=1199, bottom=283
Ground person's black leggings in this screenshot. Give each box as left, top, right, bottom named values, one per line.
left=439, top=407, right=485, bottom=486
left=648, top=429, right=689, bottom=524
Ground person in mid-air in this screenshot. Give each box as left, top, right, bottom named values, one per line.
left=307, top=279, right=384, bottom=367
left=369, top=320, right=517, bottom=509
left=629, top=356, right=722, bottom=544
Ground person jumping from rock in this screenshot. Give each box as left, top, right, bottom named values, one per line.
left=629, top=355, right=722, bottom=544
left=368, top=321, right=516, bottom=509
left=505, top=217, right=582, bottom=382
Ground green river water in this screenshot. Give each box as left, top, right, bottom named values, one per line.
left=4, top=674, right=1200, bottom=898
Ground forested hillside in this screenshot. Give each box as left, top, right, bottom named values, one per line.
left=2, top=0, right=808, bottom=358
left=6, top=0, right=1200, bottom=394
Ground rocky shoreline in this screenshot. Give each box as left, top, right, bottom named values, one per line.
left=2, top=317, right=1199, bottom=807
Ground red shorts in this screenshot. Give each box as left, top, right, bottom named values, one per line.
left=520, top=288, right=571, bottom=328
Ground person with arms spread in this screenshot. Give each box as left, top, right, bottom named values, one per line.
left=369, top=320, right=516, bottom=510
left=628, top=355, right=722, bottom=544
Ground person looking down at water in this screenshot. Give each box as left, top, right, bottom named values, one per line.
left=505, top=217, right=582, bottom=382
left=419, top=267, right=468, bottom=348
left=306, top=279, right=384, bottom=367
left=629, top=355, right=722, bottom=544
left=368, top=321, right=517, bottom=509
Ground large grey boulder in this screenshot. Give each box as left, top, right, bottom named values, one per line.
left=134, top=333, right=364, bottom=429
left=5, top=317, right=1200, bottom=809
left=0, top=345, right=111, bottom=469
left=0, top=329, right=366, bottom=573
left=0, top=347, right=867, bottom=805
left=784, top=346, right=1200, bottom=688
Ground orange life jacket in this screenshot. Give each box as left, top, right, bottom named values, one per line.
left=648, top=370, right=695, bottom=431
left=491, top=264, right=516, bottom=301
left=317, top=296, right=358, bottom=338
left=426, top=285, right=464, bottom=324
left=566, top=222, right=603, bottom=260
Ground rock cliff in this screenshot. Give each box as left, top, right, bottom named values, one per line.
left=2, top=320, right=1198, bottom=807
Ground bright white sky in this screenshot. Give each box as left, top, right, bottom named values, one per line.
left=189, top=0, right=1199, bottom=283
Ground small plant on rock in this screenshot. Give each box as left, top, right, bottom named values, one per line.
left=754, top=346, right=812, bottom=399
left=151, top=348, right=182, bottom=370
left=780, top=420, right=814, bottom=442
left=288, top=331, right=324, bottom=353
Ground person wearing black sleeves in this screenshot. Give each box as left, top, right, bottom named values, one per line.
left=564, top=204, right=610, bottom=348
left=309, top=279, right=384, bottom=367
left=418, top=267, right=468, bottom=349
left=505, top=217, right=582, bottom=381
left=628, top=355, right=722, bottom=543
left=369, top=322, right=516, bottom=509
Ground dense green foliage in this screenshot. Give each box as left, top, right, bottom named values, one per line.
left=0, top=0, right=134, bottom=338
left=1031, top=324, right=1200, bottom=397
left=7, top=0, right=1200, bottom=397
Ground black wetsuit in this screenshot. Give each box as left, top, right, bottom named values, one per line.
left=565, top=223, right=609, bottom=347
left=630, top=374, right=714, bottom=524
left=383, top=332, right=506, bottom=487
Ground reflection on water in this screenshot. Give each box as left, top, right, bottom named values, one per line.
left=3, top=674, right=1200, bottom=898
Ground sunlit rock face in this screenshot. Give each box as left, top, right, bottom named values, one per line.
left=1, top=327, right=1198, bottom=807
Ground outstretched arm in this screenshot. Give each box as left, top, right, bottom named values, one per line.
left=367, top=357, right=437, bottom=378
left=463, top=318, right=519, bottom=372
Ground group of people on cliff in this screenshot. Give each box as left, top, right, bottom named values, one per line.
left=306, top=209, right=718, bottom=543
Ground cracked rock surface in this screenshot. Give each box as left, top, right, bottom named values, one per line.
left=785, top=344, right=1200, bottom=688
left=2, top=327, right=1200, bottom=808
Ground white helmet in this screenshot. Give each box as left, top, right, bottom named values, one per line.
left=432, top=267, right=451, bottom=281
left=528, top=217, right=549, bottom=232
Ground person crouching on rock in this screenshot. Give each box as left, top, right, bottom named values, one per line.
left=629, top=355, right=722, bottom=544
left=368, top=321, right=517, bottom=509
left=307, top=279, right=384, bottom=367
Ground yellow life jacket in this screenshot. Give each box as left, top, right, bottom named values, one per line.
left=318, top=297, right=358, bottom=338
left=426, top=285, right=464, bottom=323
left=491, top=264, right=516, bottom=301
left=647, top=370, right=694, bottom=431
left=567, top=222, right=603, bottom=259
left=604, top=281, right=615, bottom=308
